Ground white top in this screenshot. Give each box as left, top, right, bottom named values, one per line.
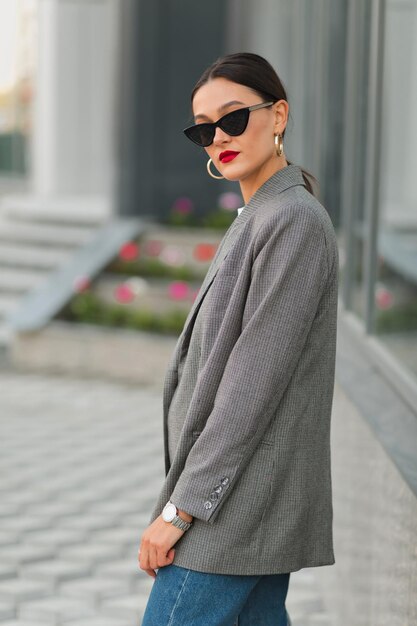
left=237, top=207, right=244, bottom=216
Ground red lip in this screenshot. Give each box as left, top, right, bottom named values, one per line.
left=219, top=151, right=240, bottom=163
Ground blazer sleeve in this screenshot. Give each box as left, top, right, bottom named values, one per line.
left=169, top=204, right=332, bottom=523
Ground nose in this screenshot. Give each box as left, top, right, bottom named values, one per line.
left=213, top=125, right=230, bottom=144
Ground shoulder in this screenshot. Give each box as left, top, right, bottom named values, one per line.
left=252, top=186, right=339, bottom=275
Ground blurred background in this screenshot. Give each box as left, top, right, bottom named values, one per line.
left=0, top=1, right=416, bottom=625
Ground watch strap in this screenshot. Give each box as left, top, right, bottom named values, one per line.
left=171, top=515, right=192, bottom=531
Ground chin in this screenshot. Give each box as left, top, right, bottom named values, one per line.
left=223, top=173, right=242, bottom=182
left=222, top=165, right=251, bottom=182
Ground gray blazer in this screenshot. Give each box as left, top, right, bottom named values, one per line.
left=149, top=164, right=339, bottom=575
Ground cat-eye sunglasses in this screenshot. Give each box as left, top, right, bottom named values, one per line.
left=183, top=101, right=276, bottom=147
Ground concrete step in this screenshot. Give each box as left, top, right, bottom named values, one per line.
left=1, top=195, right=111, bottom=226
left=0, top=220, right=96, bottom=247
left=0, top=295, right=20, bottom=317
left=0, top=243, right=71, bottom=270
left=0, top=324, right=12, bottom=345
left=0, top=268, right=47, bottom=294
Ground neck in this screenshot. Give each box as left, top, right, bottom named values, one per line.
left=239, top=155, right=288, bottom=204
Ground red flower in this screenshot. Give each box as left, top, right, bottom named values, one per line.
left=193, top=243, right=217, bottom=262
left=119, top=242, right=140, bottom=261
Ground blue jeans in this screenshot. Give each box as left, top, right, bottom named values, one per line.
left=141, top=563, right=291, bottom=626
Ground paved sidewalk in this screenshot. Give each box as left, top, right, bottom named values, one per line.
left=0, top=369, right=332, bottom=625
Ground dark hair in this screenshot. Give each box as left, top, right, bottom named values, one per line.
left=191, top=52, right=317, bottom=196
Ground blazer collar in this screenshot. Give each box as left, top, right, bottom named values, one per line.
left=235, top=163, right=306, bottom=225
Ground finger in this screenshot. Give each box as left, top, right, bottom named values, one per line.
left=139, top=545, right=151, bottom=572
left=157, top=546, right=175, bottom=568
left=149, top=544, right=159, bottom=571
left=145, top=567, right=157, bottom=579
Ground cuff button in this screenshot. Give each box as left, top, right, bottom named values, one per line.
left=204, top=501, right=213, bottom=510
left=220, top=477, right=229, bottom=486
left=209, top=492, right=218, bottom=501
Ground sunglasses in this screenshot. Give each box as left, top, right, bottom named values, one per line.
left=183, top=101, right=276, bottom=147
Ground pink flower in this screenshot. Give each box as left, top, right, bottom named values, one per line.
left=114, top=283, right=135, bottom=303
left=168, top=281, right=190, bottom=300
left=218, top=191, right=242, bottom=210
left=160, top=246, right=186, bottom=267
left=73, top=275, right=91, bottom=293
left=172, top=196, right=194, bottom=215
left=375, top=285, right=394, bottom=310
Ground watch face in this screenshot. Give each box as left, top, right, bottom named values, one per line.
left=162, top=502, right=177, bottom=522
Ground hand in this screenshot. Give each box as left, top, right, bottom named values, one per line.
left=138, top=514, right=188, bottom=578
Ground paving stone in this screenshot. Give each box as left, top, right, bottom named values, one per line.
left=0, top=530, right=20, bottom=546
left=308, top=616, right=333, bottom=625
left=83, top=500, right=142, bottom=516
left=58, top=543, right=122, bottom=565
left=95, top=558, right=140, bottom=583
left=60, top=576, right=129, bottom=606
left=54, top=514, right=118, bottom=531
left=28, top=502, right=84, bottom=517
left=0, top=516, right=56, bottom=534
left=0, top=370, right=333, bottom=624
left=0, top=490, right=55, bottom=506
left=0, top=503, right=24, bottom=517
left=20, top=560, right=91, bottom=584
left=18, top=596, right=95, bottom=623
left=93, top=528, right=140, bottom=547
left=0, top=578, right=53, bottom=603
left=0, top=565, right=17, bottom=580
left=24, top=529, right=87, bottom=548
left=101, top=594, right=147, bottom=621
left=0, top=621, right=46, bottom=626
left=0, top=600, right=15, bottom=620
left=0, top=545, right=55, bottom=565
left=66, top=619, right=131, bottom=626
left=118, top=513, right=153, bottom=530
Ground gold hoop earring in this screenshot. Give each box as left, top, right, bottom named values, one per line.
left=275, top=133, right=284, bottom=157
left=207, top=158, right=224, bottom=180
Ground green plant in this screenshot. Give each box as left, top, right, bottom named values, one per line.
left=376, top=301, right=417, bottom=333
left=107, top=256, right=205, bottom=281
left=61, top=292, right=188, bottom=335
left=162, top=210, right=234, bottom=229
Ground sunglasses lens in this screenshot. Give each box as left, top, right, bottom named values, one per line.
left=220, top=108, right=250, bottom=135
left=184, top=124, right=214, bottom=147
left=183, top=107, right=251, bottom=147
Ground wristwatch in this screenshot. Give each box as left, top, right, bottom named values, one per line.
left=162, top=501, right=193, bottom=532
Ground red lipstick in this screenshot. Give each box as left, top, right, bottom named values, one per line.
left=219, top=151, right=240, bottom=163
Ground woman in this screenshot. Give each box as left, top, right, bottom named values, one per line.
left=139, top=52, right=339, bottom=626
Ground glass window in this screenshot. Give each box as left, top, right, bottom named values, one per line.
left=376, top=0, right=417, bottom=379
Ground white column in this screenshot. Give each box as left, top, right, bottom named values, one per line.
left=32, top=0, right=119, bottom=213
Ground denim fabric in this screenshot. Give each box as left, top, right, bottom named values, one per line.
left=141, top=563, right=291, bottom=626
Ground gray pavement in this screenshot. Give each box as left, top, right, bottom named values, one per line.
left=0, top=369, right=333, bottom=625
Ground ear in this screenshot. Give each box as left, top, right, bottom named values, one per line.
left=273, top=99, right=289, bottom=134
